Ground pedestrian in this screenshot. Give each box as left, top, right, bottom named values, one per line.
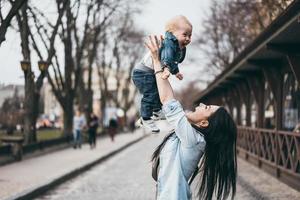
left=108, top=118, right=118, bottom=142
left=73, top=109, right=86, bottom=149
left=88, top=113, right=99, bottom=149
left=132, top=15, right=192, bottom=133
left=146, top=36, right=237, bottom=200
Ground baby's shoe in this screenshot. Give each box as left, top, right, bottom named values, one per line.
left=152, top=110, right=166, bottom=121
left=135, top=118, right=143, bottom=128
left=141, top=118, right=160, bottom=133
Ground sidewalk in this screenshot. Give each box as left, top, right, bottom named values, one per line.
left=0, top=129, right=147, bottom=200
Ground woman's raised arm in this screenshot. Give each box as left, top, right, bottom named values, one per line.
left=145, top=35, right=175, bottom=104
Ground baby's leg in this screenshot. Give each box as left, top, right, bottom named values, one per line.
left=132, top=68, right=160, bottom=133
left=141, top=74, right=158, bottom=119
left=152, top=80, right=165, bottom=120
left=132, top=69, right=156, bottom=119
left=152, top=78, right=162, bottom=112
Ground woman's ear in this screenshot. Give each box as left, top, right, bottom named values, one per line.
left=197, top=120, right=209, bottom=128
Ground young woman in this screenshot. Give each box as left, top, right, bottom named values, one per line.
left=146, top=35, right=237, bottom=200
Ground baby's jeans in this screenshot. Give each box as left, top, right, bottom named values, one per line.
left=132, top=66, right=162, bottom=119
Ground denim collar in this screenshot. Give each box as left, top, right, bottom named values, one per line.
left=165, top=31, right=178, bottom=42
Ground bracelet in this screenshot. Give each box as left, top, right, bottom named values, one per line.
left=154, top=66, right=166, bottom=75
left=154, top=69, right=164, bottom=75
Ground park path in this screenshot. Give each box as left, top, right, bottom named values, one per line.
left=0, top=121, right=299, bottom=200
left=37, top=123, right=300, bottom=200
left=0, top=126, right=147, bottom=200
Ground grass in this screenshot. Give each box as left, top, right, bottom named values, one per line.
left=0, top=127, right=105, bottom=146
left=36, top=129, right=63, bottom=141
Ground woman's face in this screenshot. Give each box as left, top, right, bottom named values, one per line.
left=186, top=103, right=219, bottom=126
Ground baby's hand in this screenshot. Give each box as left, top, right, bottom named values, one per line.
left=161, top=68, right=170, bottom=80
left=175, top=72, right=183, bottom=80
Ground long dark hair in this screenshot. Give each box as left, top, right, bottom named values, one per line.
left=193, top=107, right=237, bottom=200
left=151, top=107, right=237, bottom=200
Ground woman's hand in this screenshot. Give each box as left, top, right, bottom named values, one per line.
left=145, top=35, right=162, bottom=71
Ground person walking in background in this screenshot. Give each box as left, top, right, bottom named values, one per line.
left=73, top=110, right=86, bottom=149
left=108, top=118, right=118, bottom=142
left=105, top=106, right=119, bottom=142
left=88, top=113, right=99, bottom=149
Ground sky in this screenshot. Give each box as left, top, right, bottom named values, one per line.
left=0, top=0, right=211, bottom=89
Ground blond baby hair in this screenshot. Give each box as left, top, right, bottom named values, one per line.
left=165, top=15, right=192, bottom=32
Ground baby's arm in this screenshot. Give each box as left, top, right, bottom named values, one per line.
left=160, top=40, right=180, bottom=75
left=161, top=68, right=183, bottom=80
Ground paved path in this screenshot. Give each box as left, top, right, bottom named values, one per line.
left=0, top=121, right=299, bottom=200
left=35, top=123, right=300, bottom=200
left=0, top=128, right=147, bottom=200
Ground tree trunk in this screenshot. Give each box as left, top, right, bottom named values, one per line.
left=0, top=0, right=27, bottom=46
left=23, top=71, right=37, bottom=144
left=100, top=96, right=106, bottom=127
left=77, top=77, right=86, bottom=112
left=63, top=99, right=74, bottom=136
left=87, top=90, right=93, bottom=114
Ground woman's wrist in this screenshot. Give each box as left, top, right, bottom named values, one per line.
left=153, top=61, right=162, bottom=71
left=154, top=69, right=164, bottom=75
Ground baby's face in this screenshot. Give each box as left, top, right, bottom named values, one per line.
left=172, top=23, right=192, bottom=49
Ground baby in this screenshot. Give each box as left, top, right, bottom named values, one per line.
left=132, top=15, right=192, bottom=133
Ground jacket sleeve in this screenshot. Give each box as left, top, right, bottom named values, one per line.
left=160, top=41, right=179, bottom=75
left=162, top=99, right=202, bottom=147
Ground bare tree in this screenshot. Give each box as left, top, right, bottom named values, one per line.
left=198, top=0, right=293, bottom=76
left=0, top=0, right=27, bottom=46
left=78, top=0, right=123, bottom=116
left=31, top=0, right=125, bottom=136
left=110, top=15, right=144, bottom=124
left=15, top=0, right=67, bottom=144
left=45, top=0, right=93, bottom=136
left=95, top=7, right=144, bottom=127
left=175, top=81, right=202, bottom=111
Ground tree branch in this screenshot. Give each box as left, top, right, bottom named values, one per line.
left=0, top=0, right=27, bottom=45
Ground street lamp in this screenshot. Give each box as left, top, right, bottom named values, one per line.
left=38, top=61, right=49, bottom=72
left=20, top=60, right=31, bottom=72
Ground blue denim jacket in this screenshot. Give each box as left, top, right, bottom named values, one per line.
left=157, top=99, right=206, bottom=200
left=159, top=32, right=186, bottom=75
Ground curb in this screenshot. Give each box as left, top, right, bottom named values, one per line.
left=0, top=132, right=109, bottom=167
left=5, top=134, right=148, bottom=200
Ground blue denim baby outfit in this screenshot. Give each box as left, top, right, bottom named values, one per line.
left=132, top=64, right=161, bottom=119
left=160, top=31, right=186, bottom=75
left=131, top=32, right=186, bottom=119
left=157, top=99, right=206, bottom=200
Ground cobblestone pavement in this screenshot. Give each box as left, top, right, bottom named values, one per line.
left=36, top=123, right=300, bottom=200
left=0, top=129, right=146, bottom=200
